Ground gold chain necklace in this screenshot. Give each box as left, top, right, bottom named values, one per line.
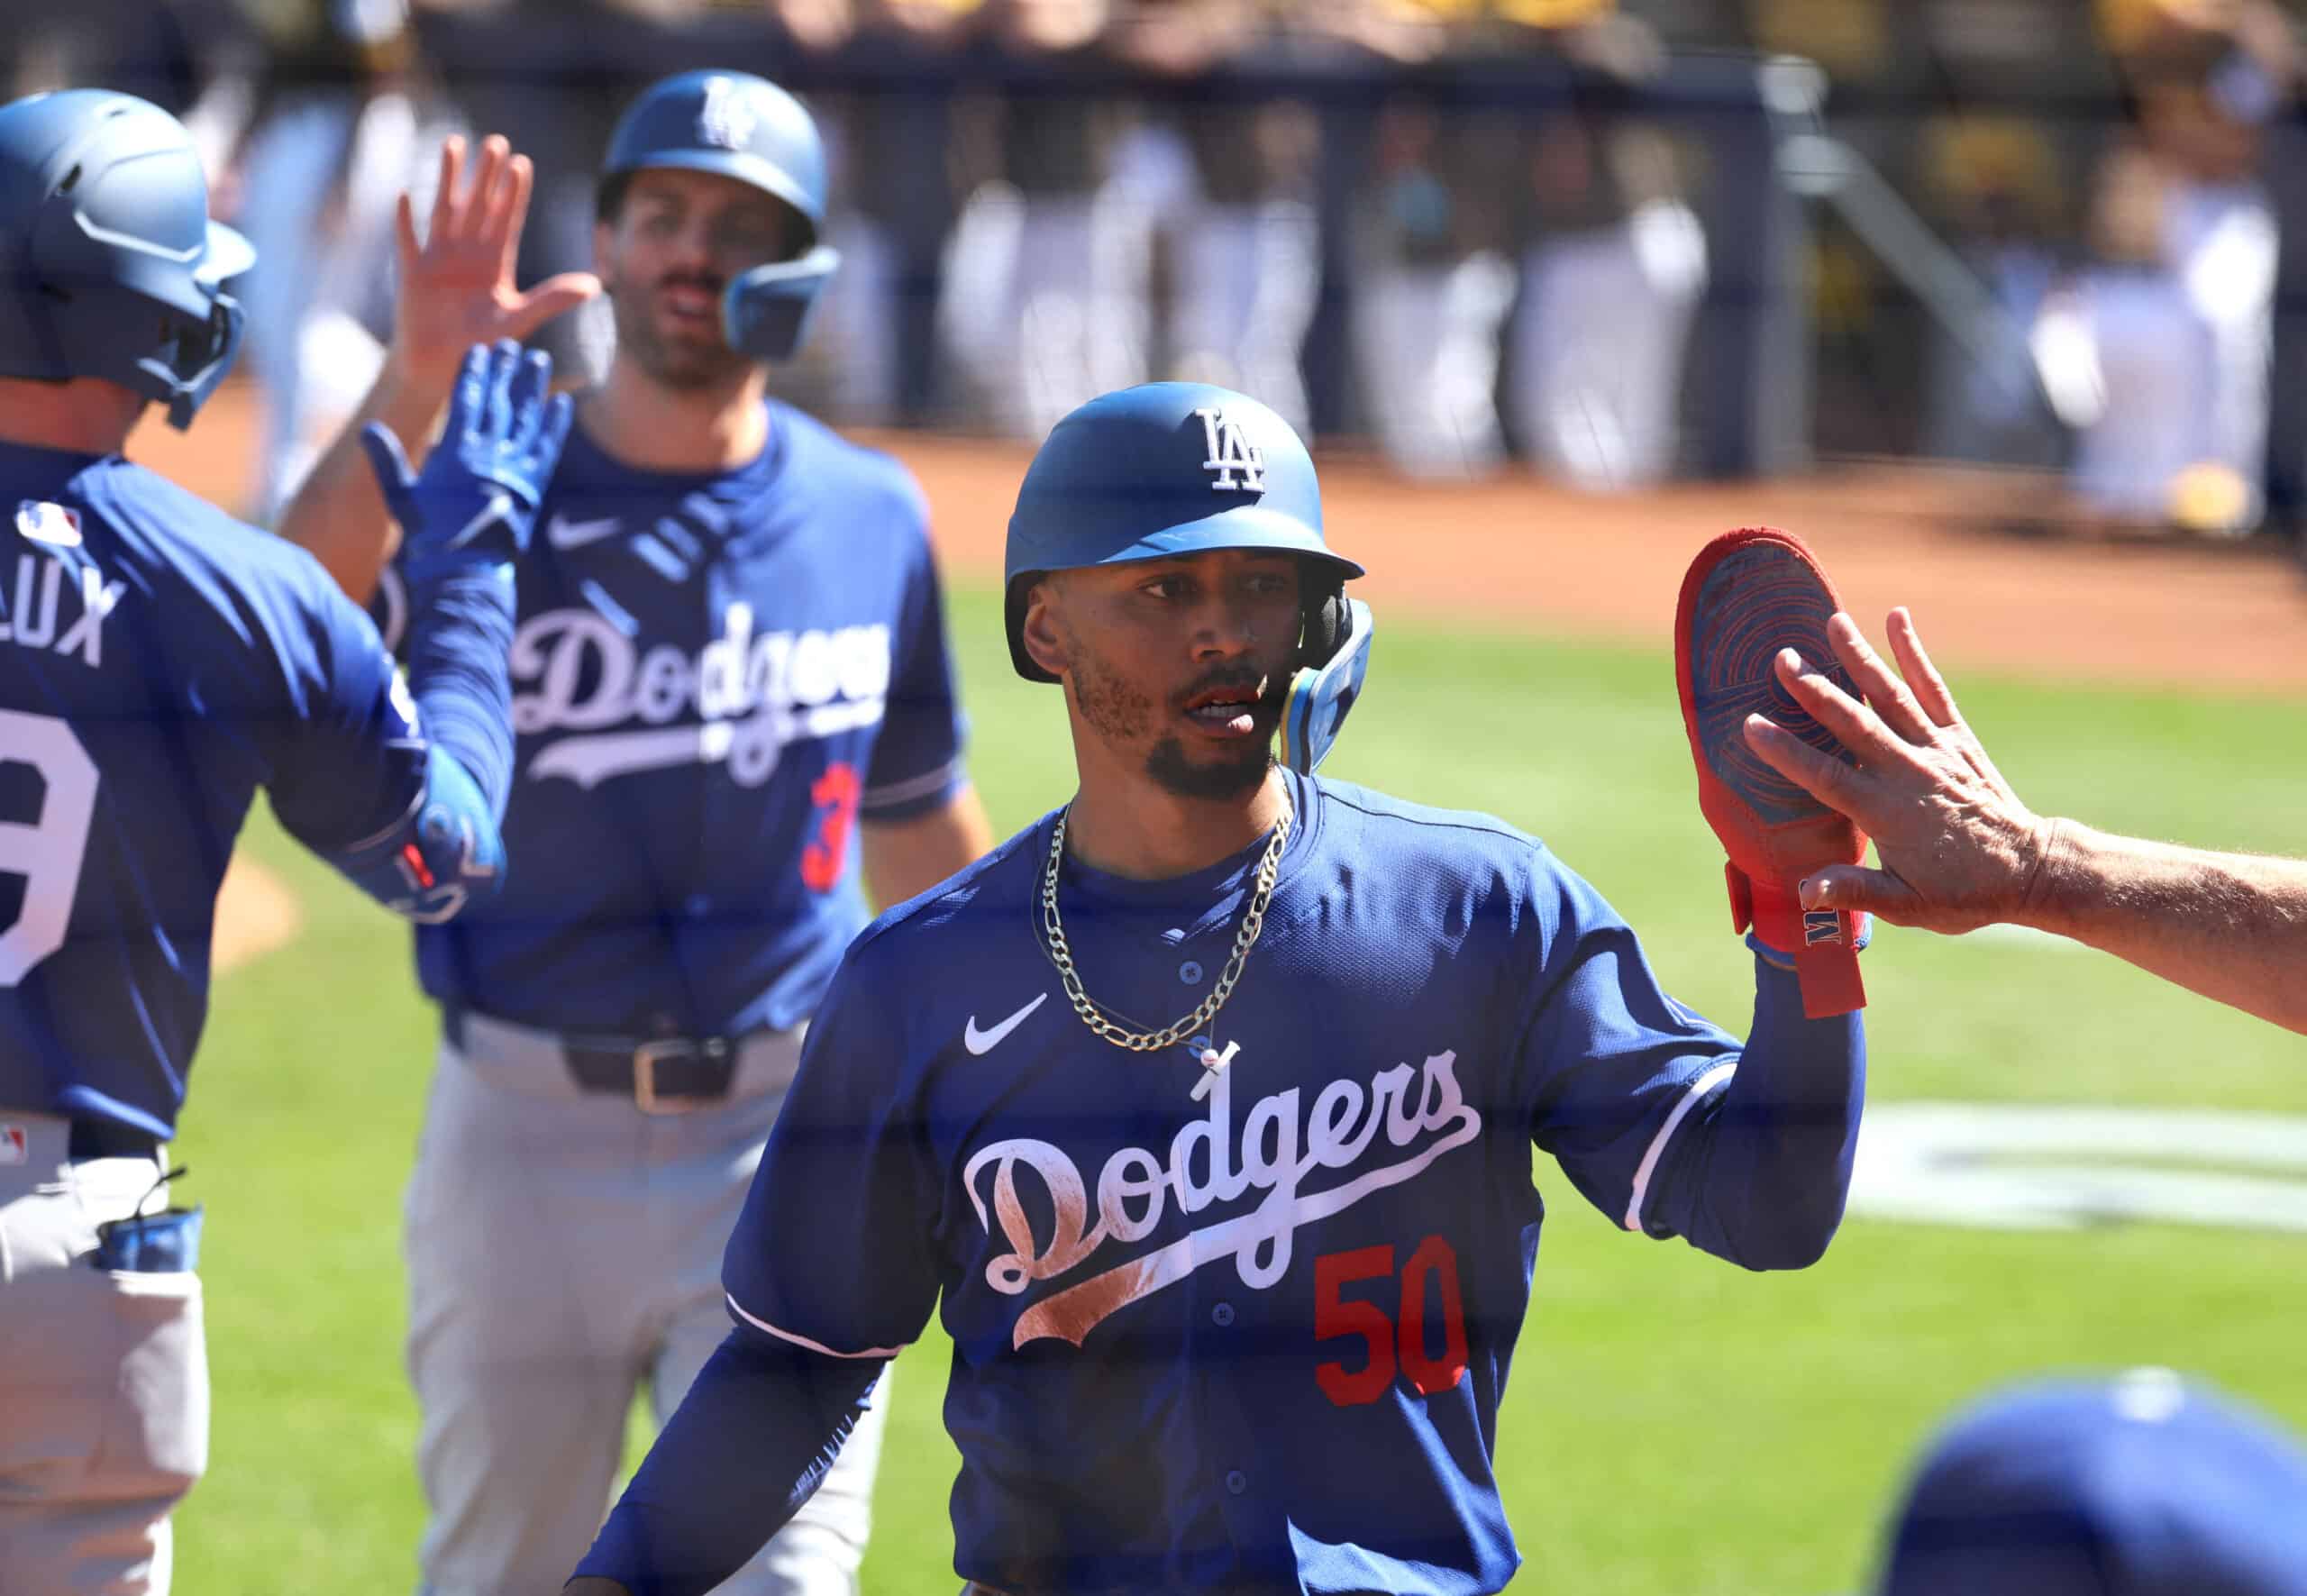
left=1040, top=792, right=1291, bottom=1055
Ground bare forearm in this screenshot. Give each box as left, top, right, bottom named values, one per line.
left=862, top=787, right=994, bottom=909
left=274, top=357, right=452, bottom=604
left=2024, top=821, right=2307, bottom=1034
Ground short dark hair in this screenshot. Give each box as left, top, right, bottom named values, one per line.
left=595, top=170, right=634, bottom=223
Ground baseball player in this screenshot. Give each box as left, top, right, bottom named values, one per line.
left=274, top=71, right=994, bottom=1596
left=1874, top=1369, right=2307, bottom=1593
left=0, top=88, right=566, bottom=1594
left=1744, top=606, right=2307, bottom=1034
left=566, top=380, right=1870, bottom=1596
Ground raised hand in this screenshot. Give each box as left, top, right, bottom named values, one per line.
left=391, top=134, right=601, bottom=391
left=1738, top=607, right=2057, bottom=935
left=360, top=341, right=574, bottom=580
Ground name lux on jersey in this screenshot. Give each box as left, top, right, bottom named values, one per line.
left=512, top=601, right=890, bottom=787
left=0, top=552, right=124, bottom=667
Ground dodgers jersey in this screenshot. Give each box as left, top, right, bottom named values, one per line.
left=377, top=398, right=968, bottom=1036
left=724, top=771, right=1867, bottom=1593
left=0, top=442, right=425, bottom=1138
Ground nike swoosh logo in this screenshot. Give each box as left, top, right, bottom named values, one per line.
left=546, top=512, right=623, bottom=550
left=448, top=491, right=514, bottom=550
left=963, top=992, right=1048, bottom=1056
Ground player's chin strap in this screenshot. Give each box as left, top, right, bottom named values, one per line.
left=1282, top=597, right=1372, bottom=776
left=722, top=244, right=842, bottom=363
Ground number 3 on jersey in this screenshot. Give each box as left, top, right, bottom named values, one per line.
left=0, top=709, right=99, bottom=986
left=1314, top=1236, right=1470, bottom=1406
left=800, top=762, right=860, bottom=892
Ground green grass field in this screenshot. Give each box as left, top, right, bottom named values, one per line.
left=174, top=585, right=2307, bottom=1594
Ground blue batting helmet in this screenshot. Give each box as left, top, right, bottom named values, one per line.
left=1878, top=1371, right=2307, bottom=1596
left=1004, top=382, right=1365, bottom=685
left=600, top=70, right=837, bottom=363
left=0, top=89, right=254, bottom=430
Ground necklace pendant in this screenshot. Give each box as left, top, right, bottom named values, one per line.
left=1199, top=1039, right=1242, bottom=1073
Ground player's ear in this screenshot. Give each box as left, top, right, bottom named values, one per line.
left=1019, top=577, right=1071, bottom=679
left=592, top=219, right=617, bottom=284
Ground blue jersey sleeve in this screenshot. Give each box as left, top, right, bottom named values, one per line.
left=860, top=532, right=967, bottom=822
left=722, top=937, right=944, bottom=1356
left=257, top=561, right=434, bottom=852
left=1511, top=853, right=1746, bottom=1234
left=1512, top=851, right=1865, bottom=1271
left=259, top=554, right=513, bottom=923
left=1634, top=956, right=1865, bottom=1270
left=573, top=1331, right=886, bottom=1596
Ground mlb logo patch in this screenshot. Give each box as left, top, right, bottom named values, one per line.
left=15, top=500, right=83, bottom=549
left=1, top=1124, right=26, bottom=1165
left=1803, top=910, right=1844, bottom=947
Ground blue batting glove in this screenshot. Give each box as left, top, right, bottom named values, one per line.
left=360, top=339, right=573, bottom=583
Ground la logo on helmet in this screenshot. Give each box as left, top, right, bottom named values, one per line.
left=696, top=76, right=758, bottom=150
left=1194, top=407, right=1266, bottom=493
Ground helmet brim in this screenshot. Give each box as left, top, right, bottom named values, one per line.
left=1080, top=506, right=1365, bottom=580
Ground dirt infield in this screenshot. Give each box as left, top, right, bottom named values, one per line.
left=213, top=853, right=302, bottom=973
left=879, top=433, right=2307, bottom=699
left=137, top=378, right=2307, bottom=698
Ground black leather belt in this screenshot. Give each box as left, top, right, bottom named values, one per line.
left=563, top=1035, right=740, bottom=1112
left=68, top=1117, right=162, bottom=1161
left=445, top=1007, right=746, bottom=1113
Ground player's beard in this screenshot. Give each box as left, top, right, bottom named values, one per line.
left=1071, top=651, right=1283, bottom=802
left=1145, top=734, right=1275, bottom=801
left=607, top=269, right=753, bottom=392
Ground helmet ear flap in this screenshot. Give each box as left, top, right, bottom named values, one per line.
left=1297, top=568, right=1348, bottom=669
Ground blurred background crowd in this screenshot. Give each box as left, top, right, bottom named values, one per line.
left=12, top=0, right=2307, bottom=557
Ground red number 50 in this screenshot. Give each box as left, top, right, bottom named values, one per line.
left=1314, top=1235, right=1469, bottom=1407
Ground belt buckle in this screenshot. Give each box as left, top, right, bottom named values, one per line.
left=632, top=1033, right=738, bottom=1111
left=632, top=1037, right=722, bottom=1117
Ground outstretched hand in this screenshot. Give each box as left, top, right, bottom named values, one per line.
left=1738, top=608, right=2058, bottom=935
left=392, top=133, right=601, bottom=391
left=361, top=341, right=574, bottom=581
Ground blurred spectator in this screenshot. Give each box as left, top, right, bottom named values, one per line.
left=1918, top=116, right=2070, bottom=470
left=1330, top=2, right=1518, bottom=479
left=2032, top=139, right=2241, bottom=532
left=2035, top=0, right=2297, bottom=534
left=1, top=0, right=263, bottom=190
left=1509, top=112, right=1708, bottom=488
left=1104, top=2, right=1324, bottom=432
left=768, top=0, right=980, bottom=425
left=938, top=0, right=1152, bottom=438
left=1334, top=0, right=1700, bottom=486
left=232, top=0, right=469, bottom=516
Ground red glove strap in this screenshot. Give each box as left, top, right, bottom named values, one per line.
left=1727, top=864, right=1866, bottom=1019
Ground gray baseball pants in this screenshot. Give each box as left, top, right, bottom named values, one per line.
left=404, top=1018, right=886, bottom=1596
left=0, top=1114, right=205, bottom=1596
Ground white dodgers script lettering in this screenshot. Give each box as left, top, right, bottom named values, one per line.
left=962, top=1052, right=1482, bottom=1349
left=510, top=602, right=892, bottom=788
